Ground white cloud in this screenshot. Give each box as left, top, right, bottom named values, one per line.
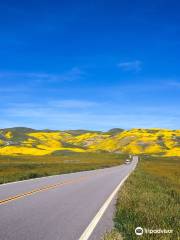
left=51, top=100, right=98, bottom=108
left=118, top=60, right=142, bottom=72
left=57, top=67, right=84, bottom=82
left=2, top=107, right=178, bottom=130
left=0, top=67, right=84, bottom=83
left=167, top=80, right=180, bottom=88
left=1, top=99, right=179, bottom=130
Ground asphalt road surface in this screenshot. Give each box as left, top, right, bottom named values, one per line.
left=0, top=156, right=138, bottom=240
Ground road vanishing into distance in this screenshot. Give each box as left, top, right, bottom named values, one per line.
left=0, top=156, right=138, bottom=240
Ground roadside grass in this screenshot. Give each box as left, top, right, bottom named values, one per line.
left=104, top=156, right=180, bottom=240
left=103, top=230, right=123, bottom=240
left=0, top=152, right=126, bottom=184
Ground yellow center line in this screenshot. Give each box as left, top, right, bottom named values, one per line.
left=0, top=174, right=96, bottom=206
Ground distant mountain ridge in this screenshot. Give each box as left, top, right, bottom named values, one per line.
left=0, top=127, right=179, bottom=156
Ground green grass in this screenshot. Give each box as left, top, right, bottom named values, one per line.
left=104, top=156, right=180, bottom=240
left=0, top=152, right=126, bottom=184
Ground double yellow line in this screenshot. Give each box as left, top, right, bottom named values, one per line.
left=0, top=174, right=92, bottom=206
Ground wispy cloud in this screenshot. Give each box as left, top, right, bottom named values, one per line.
left=2, top=106, right=178, bottom=130
left=0, top=67, right=84, bottom=83
left=51, top=100, right=98, bottom=108
left=118, top=60, right=142, bottom=72
left=0, top=86, right=28, bottom=92
left=49, top=67, right=84, bottom=82
left=167, top=80, right=180, bottom=88
left=2, top=99, right=99, bottom=118
left=1, top=99, right=179, bottom=130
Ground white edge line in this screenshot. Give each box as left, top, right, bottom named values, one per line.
left=79, top=161, right=138, bottom=240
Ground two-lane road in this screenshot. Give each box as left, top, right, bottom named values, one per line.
left=0, top=157, right=138, bottom=240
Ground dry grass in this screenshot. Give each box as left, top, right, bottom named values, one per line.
left=103, top=230, right=123, bottom=240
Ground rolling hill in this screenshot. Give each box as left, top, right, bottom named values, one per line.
left=0, top=127, right=179, bottom=156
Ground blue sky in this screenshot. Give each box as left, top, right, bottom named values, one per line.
left=0, top=0, right=179, bottom=130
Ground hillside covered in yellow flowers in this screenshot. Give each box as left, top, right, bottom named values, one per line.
left=0, top=127, right=179, bottom=156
